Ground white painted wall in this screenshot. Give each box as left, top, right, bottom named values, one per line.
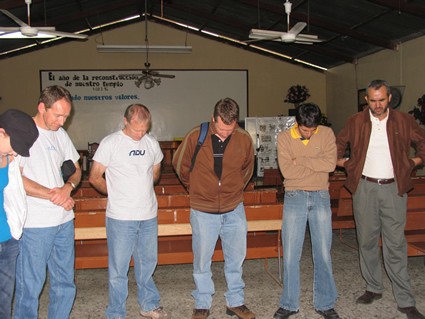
left=327, top=36, right=425, bottom=134
left=0, top=21, right=326, bottom=141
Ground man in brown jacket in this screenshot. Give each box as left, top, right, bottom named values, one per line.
left=336, top=79, right=425, bottom=319
left=173, top=98, right=255, bottom=319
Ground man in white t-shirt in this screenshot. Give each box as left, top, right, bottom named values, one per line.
left=14, top=86, right=82, bottom=319
left=89, top=104, right=168, bottom=319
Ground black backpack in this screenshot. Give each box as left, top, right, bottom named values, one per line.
left=189, top=122, right=209, bottom=172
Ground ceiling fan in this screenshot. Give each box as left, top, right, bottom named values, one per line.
left=248, top=0, right=322, bottom=45
left=133, top=0, right=175, bottom=89
left=134, top=62, right=175, bottom=89
left=0, top=0, right=87, bottom=39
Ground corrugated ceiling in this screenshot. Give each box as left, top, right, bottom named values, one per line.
left=1, top=0, right=425, bottom=70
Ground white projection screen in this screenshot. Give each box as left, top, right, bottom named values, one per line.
left=40, top=69, right=248, bottom=149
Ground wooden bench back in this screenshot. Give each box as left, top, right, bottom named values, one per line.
left=74, top=188, right=278, bottom=212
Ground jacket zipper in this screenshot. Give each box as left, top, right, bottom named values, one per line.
left=218, top=179, right=221, bottom=213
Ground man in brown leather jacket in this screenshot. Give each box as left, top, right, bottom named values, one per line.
left=336, top=79, right=425, bottom=319
left=173, top=98, right=255, bottom=319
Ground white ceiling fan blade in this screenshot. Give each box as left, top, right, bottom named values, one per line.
left=20, top=25, right=58, bottom=37
left=0, top=28, right=21, bottom=38
left=245, top=36, right=280, bottom=43
left=305, top=39, right=323, bottom=43
left=156, top=74, right=175, bottom=79
left=288, top=22, right=307, bottom=36
left=148, top=70, right=175, bottom=78
left=36, top=27, right=58, bottom=31
left=248, top=34, right=278, bottom=41
left=41, top=30, right=88, bottom=39
left=0, top=9, right=86, bottom=39
left=0, top=9, right=29, bottom=28
left=250, top=29, right=287, bottom=38
left=0, top=27, right=21, bottom=32
left=296, top=36, right=323, bottom=43
left=294, top=40, right=314, bottom=45
left=280, top=33, right=296, bottom=43
left=0, top=27, right=58, bottom=38
left=296, top=33, right=319, bottom=40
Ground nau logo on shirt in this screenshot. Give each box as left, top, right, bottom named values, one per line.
left=129, top=149, right=146, bottom=156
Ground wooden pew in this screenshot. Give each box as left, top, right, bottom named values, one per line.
left=74, top=203, right=283, bottom=269
left=331, top=177, right=425, bottom=256
left=74, top=188, right=279, bottom=212
left=74, top=178, right=255, bottom=198
left=157, top=172, right=182, bottom=185
left=324, top=178, right=356, bottom=229
left=74, top=185, right=283, bottom=269
left=154, top=184, right=187, bottom=194
left=75, top=204, right=282, bottom=240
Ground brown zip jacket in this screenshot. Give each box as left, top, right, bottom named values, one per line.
left=173, top=123, right=254, bottom=213
left=336, top=108, right=425, bottom=195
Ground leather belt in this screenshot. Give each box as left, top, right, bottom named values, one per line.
left=361, top=175, right=395, bottom=185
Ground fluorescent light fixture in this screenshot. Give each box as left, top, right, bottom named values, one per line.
left=97, top=44, right=192, bottom=53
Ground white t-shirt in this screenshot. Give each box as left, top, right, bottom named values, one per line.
left=93, top=131, right=163, bottom=221
left=20, top=127, right=80, bottom=228
left=363, top=110, right=394, bottom=179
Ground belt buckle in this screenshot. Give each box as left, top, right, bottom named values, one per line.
left=377, top=179, right=383, bottom=185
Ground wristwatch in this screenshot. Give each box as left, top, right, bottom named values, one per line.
left=67, top=181, right=76, bottom=190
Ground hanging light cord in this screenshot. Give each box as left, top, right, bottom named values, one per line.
left=144, top=0, right=150, bottom=67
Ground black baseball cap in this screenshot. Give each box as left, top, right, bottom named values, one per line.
left=0, top=109, right=39, bottom=157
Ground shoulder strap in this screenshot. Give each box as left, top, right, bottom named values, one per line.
left=189, top=122, right=209, bottom=172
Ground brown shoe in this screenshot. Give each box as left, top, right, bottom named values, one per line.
left=192, top=309, right=210, bottom=319
left=398, top=307, right=425, bottom=319
left=356, top=291, right=382, bottom=304
left=226, top=305, right=255, bottom=319
left=140, top=306, right=169, bottom=319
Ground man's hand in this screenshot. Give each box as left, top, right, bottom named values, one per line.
left=411, top=157, right=423, bottom=167
left=336, top=158, right=349, bottom=167
left=61, top=197, right=75, bottom=211
left=48, top=185, right=73, bottom=207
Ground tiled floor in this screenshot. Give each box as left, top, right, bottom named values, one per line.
left=37, top=229, right=424, bottom=319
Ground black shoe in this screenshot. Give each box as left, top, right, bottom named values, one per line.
left=315, top=308, right=341, bottom=319
left=356, top=291, right=382, bottom=304
left=273, top=308, right=298, bottom=319
left=398, top=307, right=425, bottom=319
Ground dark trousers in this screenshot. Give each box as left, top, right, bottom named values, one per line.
left=353, top=179, right=415, bottom=308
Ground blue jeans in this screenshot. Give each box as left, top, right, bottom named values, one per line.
left=14, top=220, right=76, bottom=319
left=105, top=217, right=161, bottom=319
left=279, top=190, right=338, bottom=311
left=0, top=237, right=19, bottom=319
left=190, top=203, right=247, bottom=309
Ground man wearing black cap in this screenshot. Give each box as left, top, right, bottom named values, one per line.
left=13, top=86, right=82, bottom=319
left=0, top=109, right=38, bottom=319
left=0, top=109, right=39, bottom=157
